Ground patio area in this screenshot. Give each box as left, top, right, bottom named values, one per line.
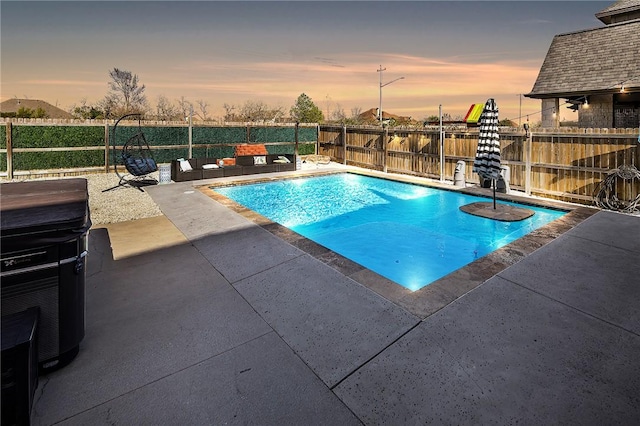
left=31, top=166, right=640, bottom=425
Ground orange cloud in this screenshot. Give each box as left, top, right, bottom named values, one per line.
left=3, top=51, right=545, bottom=122
left=23, top=79, right=105, bottom=87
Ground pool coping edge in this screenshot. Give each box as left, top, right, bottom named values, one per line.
left=198, top=170, right=599, bottom=319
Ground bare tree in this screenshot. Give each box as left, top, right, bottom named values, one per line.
left=70, top=98, right=104, bottom=119
left=195, top=99, right=210, bottom=121
left=177, top=96, right=193, bottom=120
left=97, top=96, right=117, bottom=119
left=330, top=103, right=347, bottom=123
left=270, top=109, right=283, bottom=123
left=222, top=101, right=284, bottom=122
left=223, top=103, right=237, bottom=121
left=240, top=100, right=270, bottom=121
left=107, top=68, right=147, bottom=115
left=324, top=95, right=333, bottom=120
left=156, top=95, right=179, bottom=121
left=69, top=98, right=88, bottom=119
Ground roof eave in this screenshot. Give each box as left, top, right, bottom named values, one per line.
left=595, top=5, right=640, bottom=19
left=525, top=86, right=640, bottom=99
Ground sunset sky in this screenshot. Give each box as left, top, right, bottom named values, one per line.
left=1, top=1, right=611, bottom=123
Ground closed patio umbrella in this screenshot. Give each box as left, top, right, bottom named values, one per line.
left=463, top=98, right=534, bottom=221
left=473, top=98, right=501, bottom=208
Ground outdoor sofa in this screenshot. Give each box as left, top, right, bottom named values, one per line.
left=170, top=144, right=295, bottom=182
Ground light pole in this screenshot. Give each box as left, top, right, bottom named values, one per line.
left=377, top=65, right=404, bottom=125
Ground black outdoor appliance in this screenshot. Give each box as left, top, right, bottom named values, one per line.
left=1, top=178, right=91, bottom=374
left=1, top=307, right=40, bottom=425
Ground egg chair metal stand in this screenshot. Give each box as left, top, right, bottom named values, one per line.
left=102, top=113, right=158, bottom=192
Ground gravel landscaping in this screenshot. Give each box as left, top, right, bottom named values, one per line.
left=2, top=172, right=163, bottom=226
left=84, top=173, right=163, bottom=225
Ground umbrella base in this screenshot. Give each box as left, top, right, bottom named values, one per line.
left=460, top=202, right=535, bottom=222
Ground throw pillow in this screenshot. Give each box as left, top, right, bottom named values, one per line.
left=202, top=164, right=219, bottom=169
left=254, top=155, right=267, bottom=165
left=178, top=159, right=193, bottom=172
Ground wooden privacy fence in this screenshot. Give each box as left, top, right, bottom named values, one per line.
left=2, top=119, right=638, bottom=207
left=319, top=125, right=640, bottom=206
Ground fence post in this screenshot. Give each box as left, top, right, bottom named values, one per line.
left=525, top=131, right=532, bottom=195
left=104, top=122, right=110, bottom=173
left=439, top=105, right=445, bottom=182
left=6, top=122, right=13, bottom=179
left=294, top=122, right=299, bottom=164
left=188, top=112, right=193, bottom=158
left=439, top=129, right=445, bottom=182
left=383, top=126, right=388, bottom=173
left=342, top=124, right=347, bottom=165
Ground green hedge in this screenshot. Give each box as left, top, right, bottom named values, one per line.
left=299, top=127, right=317, bottom=142
left=151, top=148, right=190, bottom=164
left=194, top=127, right=247, bottom=144
left=248, top=126, right=317, bottom=143
left=0, top=125, right=6, bottom=149
left=298, top=142, right=315, bottom=155
left=13, top=126, right=104, bottom=148
left=250, top=127, right=294, bottom=143
left=192, top=145, right=236, bottom=159
left=109, top=125, right=187, bottom=147
left=13, top=151, right=104, bottom=171
left=137, top=126, right=187, bottom=147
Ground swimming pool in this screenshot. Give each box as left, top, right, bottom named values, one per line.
left=214, top=173, right=566, bottom=291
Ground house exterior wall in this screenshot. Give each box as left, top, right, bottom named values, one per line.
left=578, top=94, right=614, bottom=128
left=541, top=98, right=560, bottom=128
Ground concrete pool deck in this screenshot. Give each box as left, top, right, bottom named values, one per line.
left=32, top=164, right=640, bottom=424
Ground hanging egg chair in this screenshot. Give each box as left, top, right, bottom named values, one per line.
left=103, top=113, right=158, bottom=192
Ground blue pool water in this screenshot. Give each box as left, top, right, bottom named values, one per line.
left=214, top=173, right=566, bottom=291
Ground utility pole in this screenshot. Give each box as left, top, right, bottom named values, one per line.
left=377, top=65, right=386, bottom=123
left=377, top=65, right=405, bottom=126
left=518, top=94, right=522, bottom=128
left=325, top=94, right=331, bottom=120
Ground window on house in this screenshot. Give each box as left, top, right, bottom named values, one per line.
left=613, top=93, right=640, bottom=128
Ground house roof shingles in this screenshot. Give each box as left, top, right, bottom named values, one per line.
left=526, top=19, right=640, bottom=98
left=0, top=98, right=74, bottom=119
left=357, top=108, right=412, bottom=124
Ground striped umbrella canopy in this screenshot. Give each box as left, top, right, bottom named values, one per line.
left=473, top=98, right=501, bottom=181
